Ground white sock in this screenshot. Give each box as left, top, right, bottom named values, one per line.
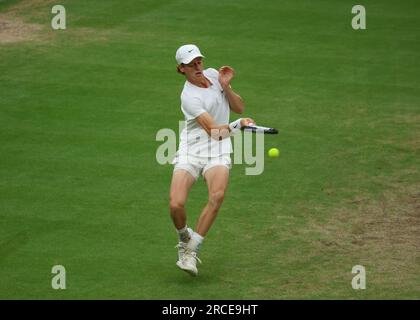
left=187, top=232, right=204, bottom=252
left=176, top=226, right=191, bottom=243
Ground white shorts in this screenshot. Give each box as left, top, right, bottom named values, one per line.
left=172, top=153, right=232, bottom=180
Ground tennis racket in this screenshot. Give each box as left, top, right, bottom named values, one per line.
left=241, top=124, right=279, bottom=134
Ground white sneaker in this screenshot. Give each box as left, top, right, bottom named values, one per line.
left=175, top=228, right=193, bottom=262
left=175, top=241, right=187, bottom=262
left=176, top=248, right=202, bottom=276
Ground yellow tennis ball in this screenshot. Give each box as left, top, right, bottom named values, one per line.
left=268, top=148, right=280, bottom=157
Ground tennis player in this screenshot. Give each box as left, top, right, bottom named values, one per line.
left=169, top=44, right=255, bottom=276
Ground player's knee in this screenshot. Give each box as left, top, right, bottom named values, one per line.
left=169, top=199, right=185, bottom=214
left=209, top=190, right=225, bottom=207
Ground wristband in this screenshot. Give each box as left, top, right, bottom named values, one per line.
left=229, top=118, right=242, bottom=134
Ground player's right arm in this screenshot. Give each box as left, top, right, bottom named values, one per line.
left=196, top=112, right=255, bottom=140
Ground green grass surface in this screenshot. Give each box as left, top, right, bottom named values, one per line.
left=0, top=0, right=419, bottom=299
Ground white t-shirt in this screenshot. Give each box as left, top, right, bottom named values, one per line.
left=178, top=68, right=232, bottom=158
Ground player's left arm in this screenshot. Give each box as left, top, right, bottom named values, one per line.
left=218, top=66, right=244, bottom=114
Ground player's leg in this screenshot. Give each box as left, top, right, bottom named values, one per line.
left=196, top=165, right=230, bottom=237
left=179, top=165, right=229, bottom=276
left=185, top=164, right=230, bottom=255
left=169, top=168, right=196, bottom=235
left=169, top=168, right=196, bottom=264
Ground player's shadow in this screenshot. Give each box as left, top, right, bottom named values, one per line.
left=166, top=269, right=213, bottom=285
left=164, top=254, right=225, bottom=287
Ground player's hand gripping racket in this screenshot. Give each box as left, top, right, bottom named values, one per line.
left=241, top=124, right=279, bottom=134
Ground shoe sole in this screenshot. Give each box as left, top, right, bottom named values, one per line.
left=176, top=261, right=198, bottom=277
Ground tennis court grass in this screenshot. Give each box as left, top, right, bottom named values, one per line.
left=0, top=0, right=419, bottom=299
